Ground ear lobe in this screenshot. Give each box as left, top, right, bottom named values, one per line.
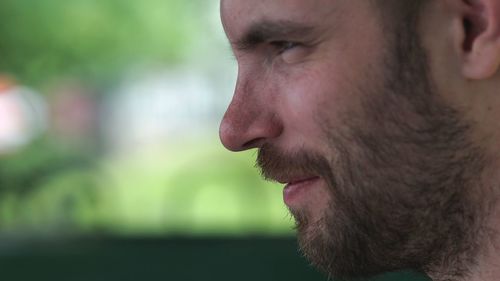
left=463, top=40, right=500, bottom=79
left=461, top=0, right=500, bottom=80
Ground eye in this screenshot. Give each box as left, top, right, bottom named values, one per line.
left=269, top=41, right=307, bottom=64
left=270, top=41, right=300, bottom=55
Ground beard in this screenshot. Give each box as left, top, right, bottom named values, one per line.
left=256, top=10, right=490, bottom=281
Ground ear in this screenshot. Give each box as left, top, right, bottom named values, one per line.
left=461, top=0, right=500, bottom=80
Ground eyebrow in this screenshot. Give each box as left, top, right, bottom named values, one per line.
left=231, top=20, right=316, bottom=51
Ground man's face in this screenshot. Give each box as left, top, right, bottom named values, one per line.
left=220, top=0, right=486, bottom=279
left=220, top=0, right=381, bottom=228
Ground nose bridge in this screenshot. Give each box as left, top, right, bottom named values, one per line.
left=219, top=68, right=282, bottom=151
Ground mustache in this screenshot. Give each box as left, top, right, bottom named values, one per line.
left=256, top=144, right=332, bottom=183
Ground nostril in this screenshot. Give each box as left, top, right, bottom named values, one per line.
left=242, top=137, right=266, bottom=150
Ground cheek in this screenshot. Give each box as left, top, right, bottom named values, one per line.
left=277, top=65, right=357, bottom=141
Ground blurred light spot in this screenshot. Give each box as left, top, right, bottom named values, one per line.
left=0, top=76, right=47, bottom=154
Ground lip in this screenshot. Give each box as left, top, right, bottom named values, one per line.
left=283, top=176, right=321, bottom=206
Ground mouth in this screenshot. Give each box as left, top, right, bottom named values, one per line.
left=281, top=176, right=321, bottom=206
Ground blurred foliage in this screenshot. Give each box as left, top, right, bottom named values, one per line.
left=0, top=138, right=101, bottom=231
left=0, top=138, right=92, bottom=196
left=0, top=0, right=208, bottom=86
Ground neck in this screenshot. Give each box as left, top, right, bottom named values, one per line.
left=467, top=193, right=500, bottom=281
left=428, top=163, right=500, bottom=281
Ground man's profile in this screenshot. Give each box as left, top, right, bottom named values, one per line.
left=218, top=1, right=500, bottom=280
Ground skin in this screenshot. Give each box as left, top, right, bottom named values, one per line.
left=219, top=0, right=500, bottom=280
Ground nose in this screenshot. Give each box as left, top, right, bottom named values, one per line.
left=219, top=78, right=283, bottom=152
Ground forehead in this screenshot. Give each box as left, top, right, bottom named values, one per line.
left=221, top=0, right=343, bottom=39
